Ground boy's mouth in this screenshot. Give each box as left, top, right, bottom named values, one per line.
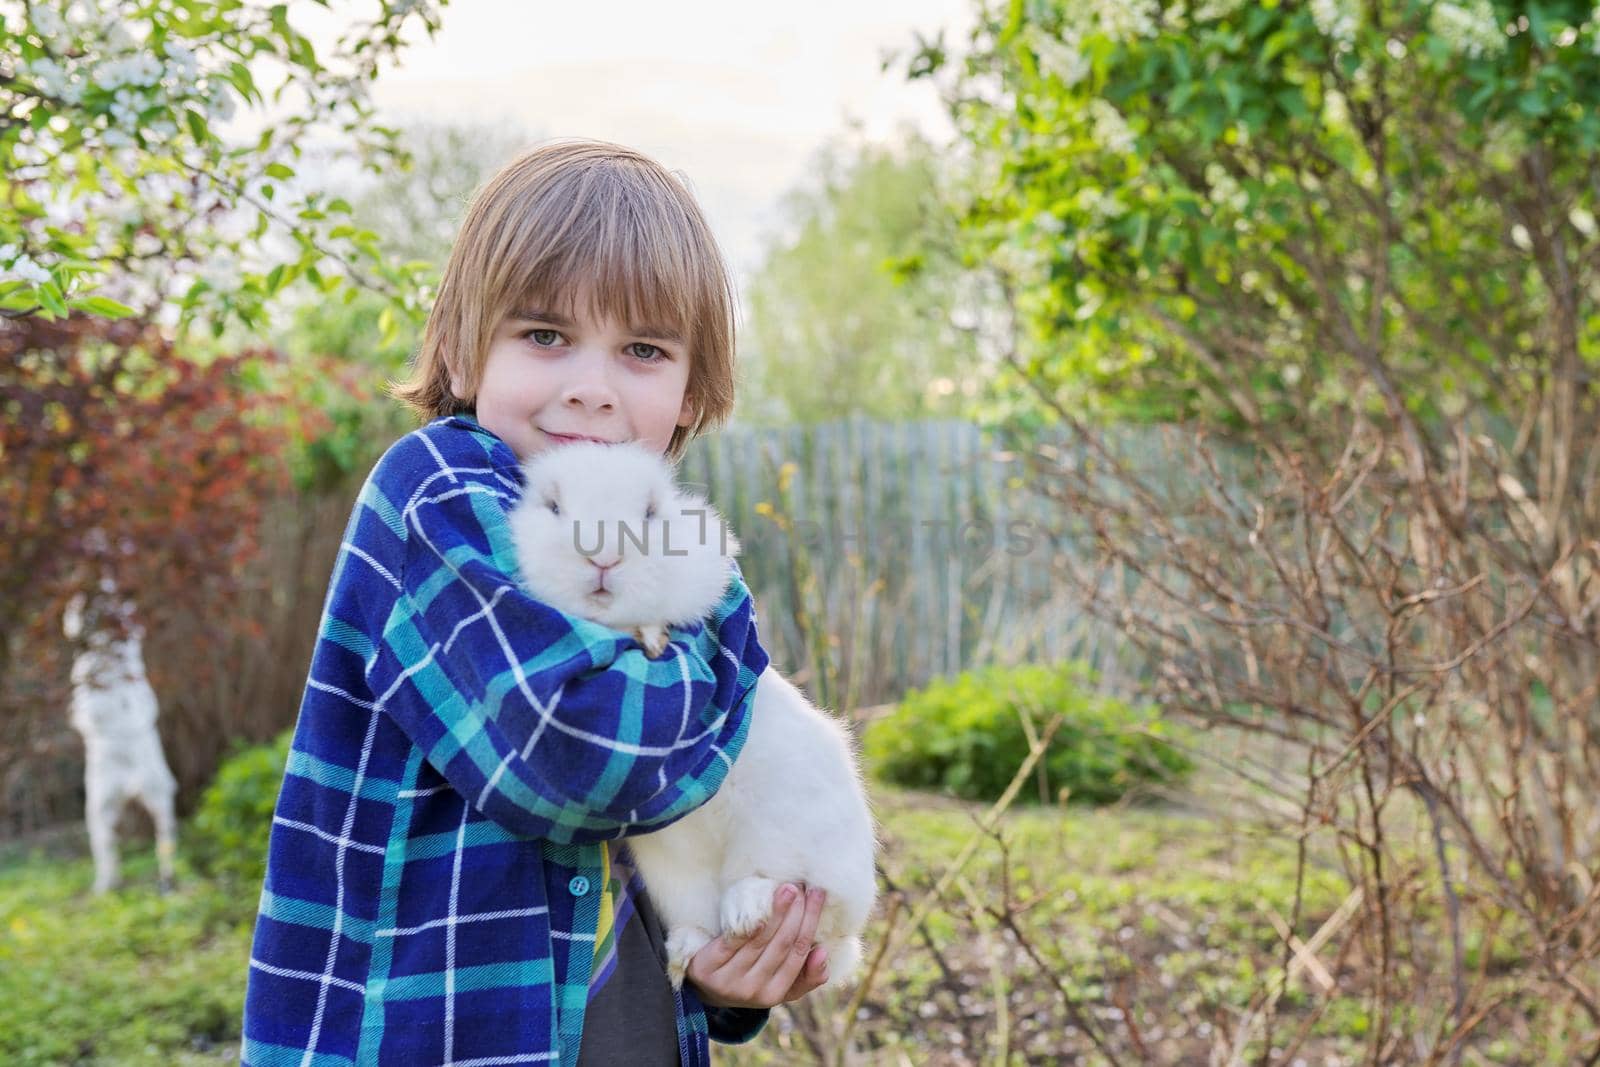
left=544, top=429, right=618, bottom=445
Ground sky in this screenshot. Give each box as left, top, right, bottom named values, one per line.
left=299, top=0, right=975, bottom=289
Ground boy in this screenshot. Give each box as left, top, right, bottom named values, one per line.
left=243, top=139, right=829, bottom=1067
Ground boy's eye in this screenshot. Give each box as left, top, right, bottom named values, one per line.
left=521, top=330, right=665, bottom=362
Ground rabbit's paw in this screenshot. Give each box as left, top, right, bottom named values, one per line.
left=720, top=875, right=784, bottom=940
left=664, top=925, right=714, bottom=989
left=634, top=624, right=671, bottom=658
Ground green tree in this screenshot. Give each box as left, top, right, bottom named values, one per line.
left=912, top=0, right=1598, bottom=442
left=742, top=128, right=989, bottom=424
left=0, top=0, right=448, bottom=332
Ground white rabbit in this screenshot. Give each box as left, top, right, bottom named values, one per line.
left=507, top=440, right=878, bottom=989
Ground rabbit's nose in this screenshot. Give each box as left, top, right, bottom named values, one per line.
left=589, top=558, right=620, bottom=574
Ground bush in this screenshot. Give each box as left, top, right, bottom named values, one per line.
left=187, top=728, right=292, bottom=886
left=864, top=663, right=1191, bottom=805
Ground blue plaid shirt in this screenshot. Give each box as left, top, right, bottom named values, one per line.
left=243, top=414, right=771, bottom=1066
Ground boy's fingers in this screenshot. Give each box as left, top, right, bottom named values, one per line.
left=750, top=885, right=817, bottom=989
left=797, top=886, right=825, bottom=950
left=722, top=883, right=795, bottom=966
left=783, top=943, right=830, bottom=1000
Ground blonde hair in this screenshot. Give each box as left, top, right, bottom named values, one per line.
left=392, top=138, right=738, bottom=460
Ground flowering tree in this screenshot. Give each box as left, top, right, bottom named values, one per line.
left=0, top=0, right=447, bottom=332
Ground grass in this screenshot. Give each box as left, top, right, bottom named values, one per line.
left=0, top=837, right=251, bottom=1065
left=0, top=774, right=1403, bottom=1066
left=723, top=785, right=1362, bottom=1066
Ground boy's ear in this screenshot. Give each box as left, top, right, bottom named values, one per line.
left=677, top=394, right=697, bottom=428
left=447, top=356, right=468, bottom=402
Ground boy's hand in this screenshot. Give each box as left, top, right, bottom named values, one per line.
left=684, top=883, right=829, bottom=1009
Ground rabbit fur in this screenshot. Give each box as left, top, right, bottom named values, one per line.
left=508, top=440, right=878, bottom=989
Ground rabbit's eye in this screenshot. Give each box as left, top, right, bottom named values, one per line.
left=545, top=499, right=560, bottom=517
left=645, top=504, right=657, bottom=521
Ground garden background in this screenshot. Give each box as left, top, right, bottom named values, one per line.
left=4, top=1, right=1600, bottom=1064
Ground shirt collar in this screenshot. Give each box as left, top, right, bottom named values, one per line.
left=439, top=413, right=524, bottom=479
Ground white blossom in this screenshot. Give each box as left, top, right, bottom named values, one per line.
left=1094, top=0, right=1159, bottom=39
left=201, top=81, right=237, bottom=122
left=163, top=43, right=199, bottom=84
left=26, top=56, right=70, bottom=97
left=105, top=22, right=135, bottom=52
left=95, top=52, right=163, bottom=90
left=1203, top=162, right=1249, bottom=212
left=1088, top=98, right=1137, bottom=155
left=1430, top=0, right=1507, bottom=58
left=9, top=254, right=53, bottom=284
left=1080, top=187, right=1126, bottom=221
left=198, top=249, right=240, bottom=291
left=1034, top=210, right=1065, bottom=235
left=64, top=0, right=104, bottom=27
left=1311, top=0, right=1358, bottom=48
left=29, top=4, right=67, bottom=39
left=1032, top=27, right=1091, bottom=86
left=102, top=128, right=135, bottom=149
left=109, top=88, right=141, bottom=128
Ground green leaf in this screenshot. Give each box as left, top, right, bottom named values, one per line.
left=37, top=281, right=69, bottom=317
left=264, top=162, right=295, bottom=180
left=1220, top=79, right=1243, bottom=117
left=68, top=295, right=138, bottom=318
left=184, top=108, right=210, bottom=143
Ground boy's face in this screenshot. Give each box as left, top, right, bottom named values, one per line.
left=453, top=292, right=696, bottom=462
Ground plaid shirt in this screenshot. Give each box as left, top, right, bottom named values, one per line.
left=243, top=415, right=771, bottom=1066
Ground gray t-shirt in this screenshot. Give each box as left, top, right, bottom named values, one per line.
left=577, top=874, right=682, bottom=1067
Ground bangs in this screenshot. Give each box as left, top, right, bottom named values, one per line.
left=498, top=165, right=706, bottom=345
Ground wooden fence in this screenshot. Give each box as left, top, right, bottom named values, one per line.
left=678, top=415, right=1133, bottom=714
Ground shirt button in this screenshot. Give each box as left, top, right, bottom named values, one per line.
left=568, top=875, right=591, bottom=897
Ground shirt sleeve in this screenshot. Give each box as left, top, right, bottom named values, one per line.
left=703, top=1005, right=771, bottom=1046
left=676, top=979, right=771, bottom=1046
left=367, top=468, right=767, bottom=846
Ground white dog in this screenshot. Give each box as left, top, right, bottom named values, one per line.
left=62, top=581, right=178, bottom=894
left=508, top=441, right=879, bottom=989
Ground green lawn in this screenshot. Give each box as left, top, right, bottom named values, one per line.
left=0, top=782, right=1377, bottom=1066
left=0, top=838, right=251, bottom=1065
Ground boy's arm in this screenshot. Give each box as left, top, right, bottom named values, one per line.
left=368, top=473, right=766, bottom=845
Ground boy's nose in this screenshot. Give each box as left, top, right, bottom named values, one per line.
left=560, top=347, right=620, bottom=412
